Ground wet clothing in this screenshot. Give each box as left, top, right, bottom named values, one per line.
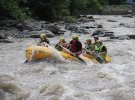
left=55, top=41, right=66, bottom=51
left=94, top=44, right=107, bottom=59
left=94, top=45, right=107, bottom=53
left=38, top=38, right=50, bottom=46
left=85, top=44, right=94, bottom=54
left=40, top=39, right=50, bottom=44
left=69, top=40, right=82, bottom=53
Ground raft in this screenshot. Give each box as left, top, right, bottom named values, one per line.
left=25, top=46, right=111, bottom=64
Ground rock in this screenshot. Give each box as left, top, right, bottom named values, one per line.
left=79, top=28, right=90, bottom=34
left=92, top=30, right=114, bottom=37
left=97, top=24, right=103, bottom=28
left=82, top=25, right=97, bottom=29
left=87, top=16, right=95, bottom=21
left=0, top=39, right=13, bottom=43
left=0, top=20, right=17, bottom=27
left=79, top=15, right=87, bottom=17
left=110, top=35, right=130, bottom=40
left=0, top=29, right=23, bottom=38
left=18, top=20, right=48, bottom=31
left=119, top=36, right=129, bottom=40
left=107, top=20, right=118, bottom=22
left=87, top=16, right=94, bottom=19
left=119, top=23, right=125, bottom=26
left=119, top=23, right=135, bottom=28
left=0, top=35, right=6, bottom=39
left=92, top=30, right=105, bottom=36
left=0, top=36, right=13, bottom=43
left=17, top=22, right=32, bottom=31
left=47, top=25, right=66, bottom=35
left=65, top=24, right=78, bottom=32
left=123, top=14, right=133, bottom=18
left=28, top=30, right=54, bottom=38
left=104, top=31, right=114, bottom=37
left=127, top=35, right=135, bottom=39
left=77, top=17, right=90, bottom=23
left=79, top=15, right=95, bottom=22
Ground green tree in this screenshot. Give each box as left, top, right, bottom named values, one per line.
left=0, top=0, right=26, bottom=19
left=29, top=0, right=70, bottom=20
left=98, top=0, right=108, bottom=5
left=86, top=0, right=102, bottom=14
left=69, top=0, right=87, bottom=15
left=107, top=0, right=125, bottom=5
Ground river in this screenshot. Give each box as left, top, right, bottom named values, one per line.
left=0, top=15, right=135, bottom=100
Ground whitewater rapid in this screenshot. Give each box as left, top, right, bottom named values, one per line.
left=0, top=15, right=135, bottom=100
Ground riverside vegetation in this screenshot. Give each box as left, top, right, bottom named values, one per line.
left=0, top=0, right=126, bottom=21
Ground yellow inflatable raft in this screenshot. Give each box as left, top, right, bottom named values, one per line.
left=25, top=46, right=111, bottom=64
left=25, top=46, right=79, bottom=61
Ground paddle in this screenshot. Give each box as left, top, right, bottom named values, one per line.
left=84, top=48, right=108, bottom=64
left=59, top=45, right=86, bottom=64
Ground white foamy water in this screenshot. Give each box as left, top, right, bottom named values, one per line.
left=0, top=15, right=135, bottom=100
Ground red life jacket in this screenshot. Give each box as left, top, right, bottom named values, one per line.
left=70, top=40, right=82, bottom=53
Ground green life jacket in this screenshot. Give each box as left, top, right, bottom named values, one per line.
left=95, top=44, right=105, bottom=53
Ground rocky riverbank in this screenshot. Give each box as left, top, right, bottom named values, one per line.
left=0, top=15, right=135, bottom=44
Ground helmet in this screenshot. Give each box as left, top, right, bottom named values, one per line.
left=72, top=35, right=79, bottom=40
left=94, top=35, right=99, bottom=39
left=59, top=37, right=65, bottom=42
left=86, top=39, right=92, bottom=42
left=40, top=33, right=46, bottom=38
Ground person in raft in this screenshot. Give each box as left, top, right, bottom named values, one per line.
left=83, top=39, right=95, bottom=54
left=93, top=35, right=99, bottom=45
left=55, top=37, right=67, bottom=51
left=68, top=35, right=82, bottom=56
left=37, top=33, right=50, bottom=46
left=94, top=40, right=107, bottom=60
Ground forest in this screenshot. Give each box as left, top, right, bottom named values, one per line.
left=0, top=0, right=127, bottom=21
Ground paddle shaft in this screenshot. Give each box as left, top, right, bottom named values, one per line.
left=84, top=48, right=108, bottom=63
left=59, top=45, right=86, bottom=64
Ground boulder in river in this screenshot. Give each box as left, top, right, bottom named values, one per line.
left=0, top=35, right=13, bottom=43
left=0, top=20, right=17, bottom=27
left=47, top=25, right=67, bottom=35
left=122, top=14, right=133, bottom=18
left=28, top=30, right=54, bottom=38
left=92, top=30, right=114, bottom=37
left=107, top=20, right=118, bottom=22
left=97, top=24, right=103, bottom=28
left=0, top=39, right=13, bottom=43
left=92, top=30, right=105, bottom=36
left=65, top=24, right=78, bottom=32
left=119, top=23, right=135, bottom=28
left=110, top=36, right=129, bottom=40
left=110, top=35, right=135, bottom=40
left=78, top=15, right=95, bottom=22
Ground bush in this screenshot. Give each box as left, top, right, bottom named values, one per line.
left=0, top=0, right=27, bottom=20
left=63, top=16, right=76, bottom=23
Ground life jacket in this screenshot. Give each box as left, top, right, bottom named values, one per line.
left=55, top=41, right=66, bottom=51
left=85, top=44, right=94, bottom=53
left=95, top=44, right=106, bottom=53
left=40, top=38, right=49, bottom=44
left=70, top=40, right=82, bottom=53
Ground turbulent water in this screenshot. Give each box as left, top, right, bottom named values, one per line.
left=0, top=15, right=135, bottom=100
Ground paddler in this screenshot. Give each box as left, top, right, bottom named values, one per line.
left=93, top=35, right=99, bottom=45
left=38, top=33, right=50, bottom=46
left=55, top=37, right=67, bottom=51
left=84, top=39, right=95, bottom=54
left=94, top=40, right=107, bottom=60
left=68, top=35, right=82, bottom=56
